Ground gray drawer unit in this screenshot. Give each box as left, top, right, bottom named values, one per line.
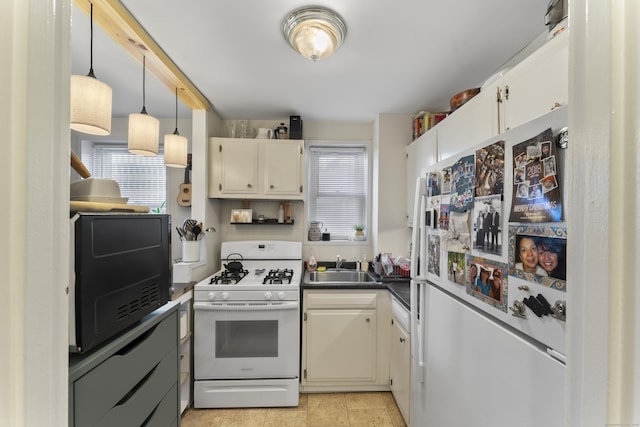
left=69, top=302, right=179, bottom=427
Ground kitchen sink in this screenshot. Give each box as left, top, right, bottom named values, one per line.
left=306, top=270, right=378, bottom=285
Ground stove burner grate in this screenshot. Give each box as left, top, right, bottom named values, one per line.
left=210, top=269, right=249, bottom=284
left=263, top=269, right=294, bottom=284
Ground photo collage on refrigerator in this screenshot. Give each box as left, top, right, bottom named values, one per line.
left=424, top=127, right=568, bottom=313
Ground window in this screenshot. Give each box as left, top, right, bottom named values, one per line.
left=83, top=142, right=166, bottom=212
left=307, top=144, right=369, bottom=241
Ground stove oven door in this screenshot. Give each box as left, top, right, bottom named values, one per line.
left=194, top=300, right=299, bottom=380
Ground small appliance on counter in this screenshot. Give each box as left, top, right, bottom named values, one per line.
left=274, top=123, right=288, bottom=139
left=69, top=213, right=171, bottom=353
left=289, top=115, right=302, bottom=139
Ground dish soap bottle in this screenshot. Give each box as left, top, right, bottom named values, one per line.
left=307, top=255, right=317, bottom=272
left=278, top=203, right=284, bottom=223
left=361, top=254, right=369, bottom=272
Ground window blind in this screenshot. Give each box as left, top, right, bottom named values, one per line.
left=91, top=143, right=166, bottom=211
left=308, top=146, right=367, bottom=240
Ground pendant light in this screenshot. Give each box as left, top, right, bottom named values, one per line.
left=70, top=2, right=112, bottom=135
left=164, top=88, right=188, bottom=168
left=128, top=56, right=159, bottom=156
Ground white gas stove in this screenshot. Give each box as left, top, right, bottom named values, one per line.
left=193, top=240, right=302, bottom=408
left=194, top=240, right=302, bottom=302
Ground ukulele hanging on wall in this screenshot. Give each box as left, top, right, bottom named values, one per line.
left=178, top=153, right=192, bottom=207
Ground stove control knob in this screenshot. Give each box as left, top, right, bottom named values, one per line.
left=208, top=292, right=216, bottom=300
left=264, top=292, right=273, bottom=300
left=221, top=292, right=229, bottom=300
left=277, top=292, right=286, bottom=300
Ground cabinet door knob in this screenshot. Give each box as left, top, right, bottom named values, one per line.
left=270, top=185, right=274, bottom=189
left=366, top=318, right=370, bottom=323
left=247, top=183, right=252, bottom=188
left=400, top=337, right=405, bottom=343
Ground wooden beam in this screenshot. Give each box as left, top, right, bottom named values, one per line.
left=74, top=0, right=211, bottom=111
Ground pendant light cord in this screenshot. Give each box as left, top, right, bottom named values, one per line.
left=174, top=87, right=180, bottom=135
left=140, top=56, right=148, bottom=114
left=87, top=2, right=96, bottom=78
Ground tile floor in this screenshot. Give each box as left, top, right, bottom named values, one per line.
left=181, top=392, right=407, bottom=427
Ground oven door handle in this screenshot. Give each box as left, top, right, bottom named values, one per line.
left=194, top=301, right=299, bottom=311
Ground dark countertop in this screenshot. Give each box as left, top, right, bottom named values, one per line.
left=386, top=281, right=410, bottom=310
left=170, top=281, right=196, bottom=300
left=302, top=270, right=410, bottom=310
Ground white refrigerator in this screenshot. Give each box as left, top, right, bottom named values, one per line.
left=410, top=107, right=568, bottom=427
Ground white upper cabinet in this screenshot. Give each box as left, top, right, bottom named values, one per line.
left=209, top=137, right=305, bottom=200
left=217, top=139, right=259, bottom=195
left=497, top=30, right=569, bottom=133
left=435, top=93, right=494, bottom=163
left=406, top=130, right=437, bottom=226
left=262, top=141, right=304, bottom=197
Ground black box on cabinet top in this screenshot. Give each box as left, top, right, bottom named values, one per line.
left=290, top=115, right=302, bottom=139
left=69, top=213, right=171, bottom=354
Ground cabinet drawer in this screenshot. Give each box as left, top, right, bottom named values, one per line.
left=94, top=353, right=178, bottom=426
left=77, top=351, right=178, bottom=426
left=133, top=383, right=178, bottom=427
left=306, top=292, right=377, bottom=309
left=74, top=315, right=177, bottom=425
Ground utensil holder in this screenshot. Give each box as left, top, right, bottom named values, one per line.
left=182, top=240, right=201, bottom=262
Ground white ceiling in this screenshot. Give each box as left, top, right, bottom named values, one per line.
left=71, top=0, right=552, bottom=122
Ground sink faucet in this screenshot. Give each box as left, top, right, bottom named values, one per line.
left=336, top=255, right=344, bottom=269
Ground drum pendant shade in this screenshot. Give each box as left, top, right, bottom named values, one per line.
left=128, top=112, right=159, bottom=156
left=70, top=2, right=112, bottom=135
left=128, top=56, right=159, bottom=156
left=70, top=75, right=112, bottom=135
left=164, top=88, right=188, bottom=168
left=164, top=133, right=187, bottom=167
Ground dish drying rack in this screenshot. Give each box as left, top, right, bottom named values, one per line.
left=371, top=257, right=411, bottom=278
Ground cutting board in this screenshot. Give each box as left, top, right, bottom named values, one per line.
left=70, top=201, right=150, bottom=213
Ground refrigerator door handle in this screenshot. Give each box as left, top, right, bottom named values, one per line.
left=411, top=279, right=427, bottom=383
left=410, top=177, right=425, bottom=275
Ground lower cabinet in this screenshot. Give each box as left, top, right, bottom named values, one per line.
left=389, top=297, right=411, bottom=425
left=69, top=303, right=179, bottom=427
left=301, top=289, right=390, bottom=392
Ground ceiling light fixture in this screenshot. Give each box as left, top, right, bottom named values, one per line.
left=164, top=88, right=188, bottom=168
left=128, top=56, right=159, bottom=156
left=70, top=1, right=112, bottom=135
left=282, top=6, right=347, bottom=62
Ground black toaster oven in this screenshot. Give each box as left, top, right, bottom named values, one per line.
left=69, top=213, right=171, bottom=353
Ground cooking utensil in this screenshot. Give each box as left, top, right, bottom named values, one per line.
left=182, top=219, right=197, bottom=232
left=176, top=226, right=185, bottom=240
left=450, top=88, right=481, bottom=112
